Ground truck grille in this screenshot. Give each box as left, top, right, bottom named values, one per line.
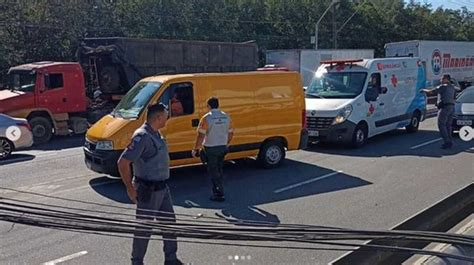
left=307, top=117, right=334, bottom=130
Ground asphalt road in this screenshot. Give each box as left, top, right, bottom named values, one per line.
left=0, top=117, right=473, bottom=265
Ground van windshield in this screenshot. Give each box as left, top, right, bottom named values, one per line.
left=306, top=72, right=367, bottom=99
left=112, top=81, right=162, bottom=119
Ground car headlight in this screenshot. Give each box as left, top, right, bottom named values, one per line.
left=333, top=105, right=353, bottom=125
left=96, top=140, right=114, bottom=150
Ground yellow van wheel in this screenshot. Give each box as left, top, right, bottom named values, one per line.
left=258, top=140, right=286, bottom=169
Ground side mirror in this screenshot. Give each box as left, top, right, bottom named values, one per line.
left=381, top=87, right=388, bottom=94
left=365, top=86, right=379, bottom=102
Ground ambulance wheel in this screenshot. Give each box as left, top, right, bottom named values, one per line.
left=0, top=138, right=13, bottom=160
left=406, top=111, right=421, bottom=133
left=258, top=140, right=285, bottom=169
left=29, top=116, right=53, bottom=145
left=351, top=123, right=367, bottom=148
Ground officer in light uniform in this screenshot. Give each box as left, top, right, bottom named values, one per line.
left=117, top=103, right=183, bottom=265
left=192, top=97, right=233, bottom=202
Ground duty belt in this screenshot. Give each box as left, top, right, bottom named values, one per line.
left=438, top=102, right=455, bottom=109
left=135, top=178, right=167, bottom=191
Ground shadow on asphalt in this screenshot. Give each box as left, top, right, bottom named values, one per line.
left=30, top=134, right=85, bottom=151
left=305, top=129, right=474, bottom=158
left=89, top=176, right=130, bottom=204
left=0, top=154, right=35, bottom=165
left=89, top=159, right=372, bottom=224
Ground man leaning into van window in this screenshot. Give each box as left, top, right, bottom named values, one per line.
left=192, top=97, right=234, bottom=202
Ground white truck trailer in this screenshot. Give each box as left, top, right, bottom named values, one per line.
left=385, top=40, right=474, bottom=89
left=265, top=49, right=374, bottom=87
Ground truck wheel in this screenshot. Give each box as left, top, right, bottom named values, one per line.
left=351, top=124, right=368, bottom=148
left=0, top=138, right=13, bottom=160
left=99, top=66, right=120, bottom=93
left=29, top=117, right=53, bottom=145
left=257, top=140, right=285, bottom=169
left=406, top=111, right=421, bottom=133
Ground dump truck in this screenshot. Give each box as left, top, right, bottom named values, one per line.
left=0, top=37, right=258, bottom=144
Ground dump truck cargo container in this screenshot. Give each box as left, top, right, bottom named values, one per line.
left=77, top=37, right=259, bottom=95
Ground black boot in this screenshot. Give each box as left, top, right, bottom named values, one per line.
left=164, top=258, right=183, bottom=265
left=441, top=143, right=453, bottom=149
left=210, top=194, right=225, bottom=202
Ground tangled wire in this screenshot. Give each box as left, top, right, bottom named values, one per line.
left=1, top=187, right=473, bottom=262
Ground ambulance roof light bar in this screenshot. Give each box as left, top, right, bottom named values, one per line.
left=321, top=59, right=364, bottom=69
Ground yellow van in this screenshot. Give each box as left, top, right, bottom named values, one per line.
left=84, top=71, right=308, bottom=177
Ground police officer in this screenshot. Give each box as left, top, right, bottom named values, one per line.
left=422, top=74, right=457, bottom=149
left=192, top=97, right=233, bottom=202
left=117, top=103, right=183, bottom=265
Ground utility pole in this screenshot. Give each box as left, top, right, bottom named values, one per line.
left=332, top=2, right=337, bottom=49
left=314, top=0, right=340, bottom=50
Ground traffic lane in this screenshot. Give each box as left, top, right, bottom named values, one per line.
left=30, top=134, right=85, bottom=152
left=0, top=156, right=374, bottom=264
left=1, top=118, right=470, bottom=262
left=2, top=142, right=471, bottom=265
left=0, top=134, right=84, bottom=166
left=0, top=117, right=448, bottom=191
left=307, top=117, right=470, bottom=158
left=0, top=147, right=103, bottom=198
left=1, top=117, right=473, bottom=264
left=139, top=118, right=471, bottom=263
left=0, top=149, right=369, bottom=265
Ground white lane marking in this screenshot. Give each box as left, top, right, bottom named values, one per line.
left=42, top=251, right=88, bottom=265
left=274, top=171, right=342, bottom=194
left=410, top=138, right=442, bottom=150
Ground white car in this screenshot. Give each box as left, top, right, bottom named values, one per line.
left=0, top=114, right=34, bottom=160
left=453, top=86, right=474, bottom=131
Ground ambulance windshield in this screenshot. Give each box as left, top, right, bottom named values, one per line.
left=306, top=72, right=367, bottom=99
left=113, top=81, right=162, bottom=119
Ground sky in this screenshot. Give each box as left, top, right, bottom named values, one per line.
left=414, top=0, right=474, bottom=11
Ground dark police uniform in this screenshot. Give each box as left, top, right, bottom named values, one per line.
left=119, top=123, right=178, bottom=265
left=433, top=83, right=456, bottom=146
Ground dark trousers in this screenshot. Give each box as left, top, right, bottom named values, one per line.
left=202, top=145, right=228, bottom=197
left=438, top=105, right=454, bottom=145
left=131, top=184, right=177, bottom=265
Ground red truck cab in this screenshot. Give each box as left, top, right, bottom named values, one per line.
left=0, top=62, right=88, bottom=144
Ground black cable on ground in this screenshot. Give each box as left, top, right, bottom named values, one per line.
left=1, top=187, right=474, bottom=262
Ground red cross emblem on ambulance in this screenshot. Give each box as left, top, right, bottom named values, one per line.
left=391, top=74, right=398, bottom=87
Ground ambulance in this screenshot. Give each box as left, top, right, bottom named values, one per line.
left=305, top=58, right=427, bottom=147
